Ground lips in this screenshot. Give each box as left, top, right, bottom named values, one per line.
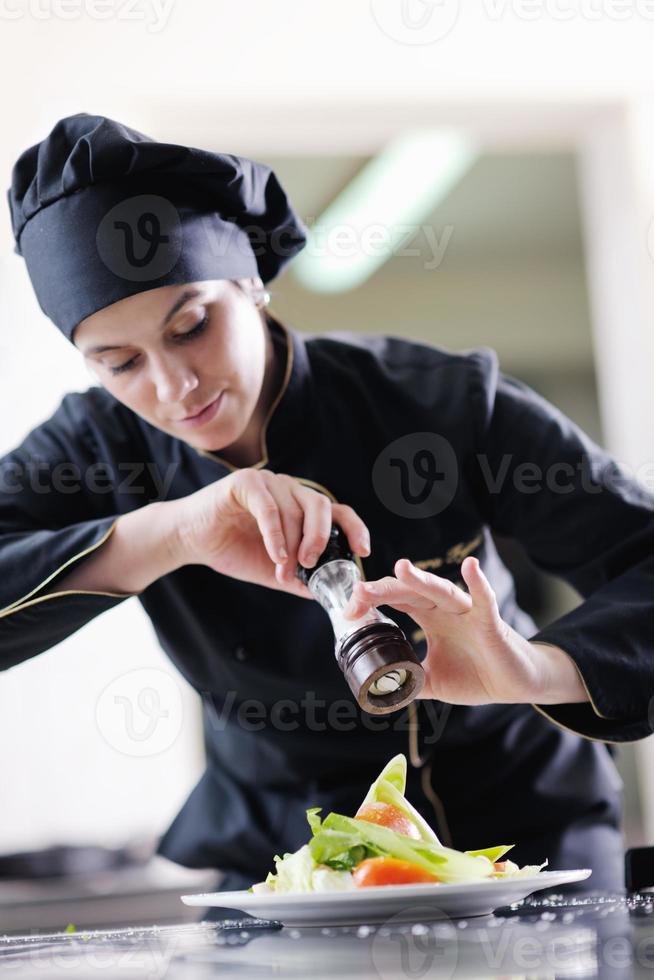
left=182, top=397, right=218, bottom=420
left=173, top=391, right=225, bottom=428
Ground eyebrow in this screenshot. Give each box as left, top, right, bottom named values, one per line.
left=82, top=288, right=203, bottom=356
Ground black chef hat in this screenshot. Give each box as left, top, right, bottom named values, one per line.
left=7, top=113, right=307, bottom=342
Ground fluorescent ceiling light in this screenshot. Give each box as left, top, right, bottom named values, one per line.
left=291, top=129, right=477, bottom=294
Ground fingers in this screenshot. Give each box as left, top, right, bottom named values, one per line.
left=343, top=559, right=475, bottom=621
left=460, top=555, right=500, bottom=623
left=273, top=482, right=333, bottom=586
left=394, top=559, right=473, bottom=614
left=294, top=485, right=334, bottom=569
left=273, top=570, right=315, bottom=601
left=241, top=475, right=290, bottom=566
left=331, top=502, right=371, bottom=558
left=269, top=481, right=370, bottom=582
left=343, top=577, right=436, bottom=620
left=230, top=470, right=371, bottom=584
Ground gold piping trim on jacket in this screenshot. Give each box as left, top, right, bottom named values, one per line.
left=196, top=314, right=294, bottom=473
left=0, top=519, right=129, bottom=618
left=530, top=703, right=619, bottom=746
left=531, top=639, right=613, bottom=721
left=0, top=587, right=134, bottom=620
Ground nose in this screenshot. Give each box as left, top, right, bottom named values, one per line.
left=150, top=353, right=199, bottom=405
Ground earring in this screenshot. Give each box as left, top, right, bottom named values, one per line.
left=255, top=288, right=271, bottom=309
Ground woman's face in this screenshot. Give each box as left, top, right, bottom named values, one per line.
left=74, top=278, right=268, bottom=452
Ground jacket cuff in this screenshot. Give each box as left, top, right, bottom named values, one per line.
left=0, top=591, right=131, bottom=671
left=529, top=631, right=653, bottom=743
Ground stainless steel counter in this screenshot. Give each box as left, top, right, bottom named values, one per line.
left=1, top=890, right=653, bottom=978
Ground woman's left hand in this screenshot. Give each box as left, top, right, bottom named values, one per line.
left=342, top=556, right=588, bottom=706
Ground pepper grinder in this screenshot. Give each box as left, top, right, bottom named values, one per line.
left=296, top=525, right=425, bottom=714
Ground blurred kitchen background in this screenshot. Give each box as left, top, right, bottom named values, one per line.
left=1, top=0, right=654, bottom=932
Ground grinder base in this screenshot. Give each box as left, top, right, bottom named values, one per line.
left=336, top=622, right=425, bottom=714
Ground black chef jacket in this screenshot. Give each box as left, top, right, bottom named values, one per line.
left=2, top=314, right=653, bottom=894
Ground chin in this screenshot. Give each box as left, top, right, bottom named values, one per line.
left=192, top=418, right=244, bottom=453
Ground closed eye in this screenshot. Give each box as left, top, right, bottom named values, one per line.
left=109, top=313, right=209, bottom=375
left=109, top=355, right=139, bottom=376
left=175, top=312, right=209, bottom=343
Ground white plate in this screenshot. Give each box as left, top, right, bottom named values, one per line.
left=181, top=868, right=592, bottom=925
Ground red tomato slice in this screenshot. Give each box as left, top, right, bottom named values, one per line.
left=353, top=857, right=440, bottom=888
left=355, top=802, right=421, bottom=840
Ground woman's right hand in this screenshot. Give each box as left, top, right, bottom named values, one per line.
left=169, top=468, right=371, bottom=599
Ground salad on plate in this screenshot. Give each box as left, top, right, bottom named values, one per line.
left=251, top=753, right=547, bottom=895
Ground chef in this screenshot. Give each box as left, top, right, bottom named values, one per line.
left=2, top=113, right=653, bottom=903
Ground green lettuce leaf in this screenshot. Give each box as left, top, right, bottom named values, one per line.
left=253, top=842, right=358, bottom=894
left=310, top=812, right=495, bottom=883
left=492, top=858, right=549, bottom=877
left=358, top=753, right=442, bottom=845
left=268, top=844, right=316, bottom=893
left=306, top=807, right=322, bottom=835
left=465, top=845, right=514, bottom=863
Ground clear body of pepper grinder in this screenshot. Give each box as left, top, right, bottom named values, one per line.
left=296, top=525, right=425, bottom=714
